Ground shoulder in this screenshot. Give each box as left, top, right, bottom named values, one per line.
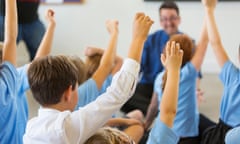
left=0, top=62, right=18, bottom=90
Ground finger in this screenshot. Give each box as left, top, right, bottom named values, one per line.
left=135, top=12, right=145, bottom=20
left=179, top=49, right=184, bottom=58
left=176, top=43, right=180, bottom=55
left=165, top=41, right=171, bottom=57
left=171, top=41, right=176, bottom=56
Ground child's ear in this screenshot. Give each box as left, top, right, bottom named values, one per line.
left=63, top=85, right=72, bottom=102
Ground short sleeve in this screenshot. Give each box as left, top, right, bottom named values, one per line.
left=154, top=72, right=164, bottom=101
left=76, top=78, right=99, bottom=109
left=0, top=62, right=18, bottom=106
left=17, top=64, right=29, bottom=94
left=220, top=61, right=239, bottom=87
left=147, top=115, right=179, bottom=144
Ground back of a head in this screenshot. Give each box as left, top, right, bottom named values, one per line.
left=162, top=34, right=194, bottom=91
left=68, top=55, right=87, bottom=85
left=28, top=55, right=78, bottom=106
left=0, top=42, right=3, bottom=63
left=159, top=1, right=179, bottom=15
left=84, top=127, right=134, bottom=144
left=85, top=54, right=102, bottom=79
left=168, top=34, right=194, bottom=66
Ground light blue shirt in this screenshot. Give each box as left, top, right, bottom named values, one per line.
left=0, top=62, right=27, bottom=144
left=219, top=61, right=240, bottom=127
left=147, top=114, right=179, bottom=144
left=76, top=75, right=112, bottom=109
left=225, top=126, right=240, bottom=144
left=154, top=62, right=199, bottom=137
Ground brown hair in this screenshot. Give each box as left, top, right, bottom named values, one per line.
left=85, top=54, right=102, bottom=79
left=84, top=127, right=134, bottom=144
left=159, top=1, right=179, bottom=15
left=0, top=42, right=3, bottom=63
left=67, top=55, right=87, bottom=85
left=162, top=34, right=194, bottom=90
left=28, top=55, right=78, bottom=106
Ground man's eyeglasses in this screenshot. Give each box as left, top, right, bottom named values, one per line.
left=160, top=16, right=179, bottom=22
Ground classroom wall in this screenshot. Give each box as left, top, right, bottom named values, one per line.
left=37, top=0, right=240, bottom=73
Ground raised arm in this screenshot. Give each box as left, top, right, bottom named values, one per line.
left=85, top=46, right=123, bottom=75
left=202, top=0, right=229, bottom=67
left=160, top=42, right=183, bottom=127
left=92, top=20, right=118, bottom=89
left=128, top=13, right=154, bottom=62
left=144, top=92, right=159, bottom=130
left=190, top=18, right=209, bottom=71
left=2, top=0, right=17, bottom=65
left=34, top=9, right=56, bottom=60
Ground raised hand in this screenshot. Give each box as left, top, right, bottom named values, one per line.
left=45, top=9, right=55, bottom=26
left=202, top=0, right=217, bottom=9
left=132, top=13, right=154, bottom=41
left=106, top=20, right=119, bottom=36
left=161, top=41, right=183, bottom=72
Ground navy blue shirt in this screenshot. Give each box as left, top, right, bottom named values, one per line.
left=140, top=30, right=179, bottom=84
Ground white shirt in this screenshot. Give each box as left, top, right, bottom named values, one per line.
left=23, top=58, right=140, bottom=144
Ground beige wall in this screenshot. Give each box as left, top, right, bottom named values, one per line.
left=35, top=0, right=240, bottom=73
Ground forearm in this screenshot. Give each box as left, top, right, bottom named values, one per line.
left=160, top=70, right=180, bottom=127
left=92, top=34, right=118, bottom=89
left=3, top=0, right=17, bottom=65
left=127, top=39, right=145, bottom=62
left=191, top=18, right=208, bottom=71
left=145, top=93, right=159, bottom=130
left=100, top=33, right=118, bottom=67
left=205, top=8, right=229, bottom=67
left=105, top=118, right=125, bottom=127
left=34, top=23, right=55, bottom=60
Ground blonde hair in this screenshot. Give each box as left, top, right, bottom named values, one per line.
left=84, top=127, right=134, bottom=144
left=85, top=54, right=102, bottom=79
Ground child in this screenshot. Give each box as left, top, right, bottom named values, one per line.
left=201, top=0, right=240, bottom=143
left=76, top=20, right=119, bottom=108
left=147, top=41, right=183, bottom=144
left=85, top=41, right=183, bottom=144
left=23, top=13, right=154, bottom=143
left=145, top=18, right=209, bottom=144
left=0, top=6, right=55, bottom=143
left=0, top=0, right=19, bottom=143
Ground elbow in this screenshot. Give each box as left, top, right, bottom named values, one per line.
left=161, top=108, right=177, bottom=118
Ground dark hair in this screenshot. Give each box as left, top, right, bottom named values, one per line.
left=67, top=55, right=87, bottom=85
left=28, top=55, right=78, bottom=106
left=85, top=54, right=102, bottom=79
left=159, top=1, right=179, bottom=15
left=162, top=34, right=194, bottom=90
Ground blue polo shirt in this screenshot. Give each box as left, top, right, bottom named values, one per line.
left=147, top=114, right=179, bottom=144
left=76, top=75, right=112, bottom=109
left=225, top=126, right=240, bottom=144
left=154, top=62, right=199, bottom=137
left=219, top=61, right=240, bottom=127
left=0, top=62, right=26, bottom=144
